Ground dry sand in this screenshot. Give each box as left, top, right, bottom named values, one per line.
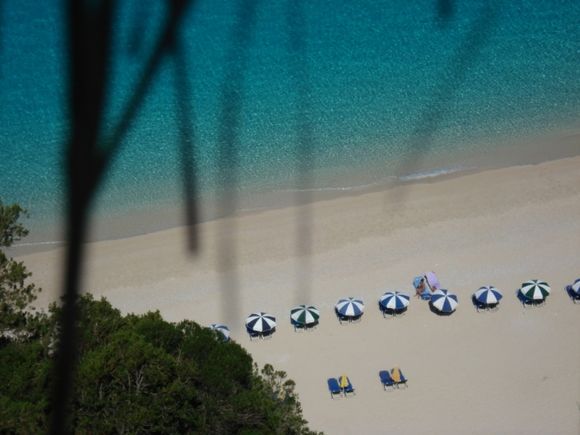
left=18, top=156, right=580, bottom=434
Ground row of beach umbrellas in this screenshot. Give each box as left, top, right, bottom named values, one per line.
left=210, top=279, right=577, bottom=340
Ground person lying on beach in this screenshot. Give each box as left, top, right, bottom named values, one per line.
left=413, top=276, right=428, bottom=298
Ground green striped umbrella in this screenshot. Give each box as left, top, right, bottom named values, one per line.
left=520, top=279, right=551, bottom=301
left=290, top=305, right=320, bottom=326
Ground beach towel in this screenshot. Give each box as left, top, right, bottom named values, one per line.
left=391, top=367, right=401, bottom=383
left=426, top=271, right=440, bottom=291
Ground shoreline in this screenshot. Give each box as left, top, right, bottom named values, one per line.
left=14, top=153, right=580, bottom=434
left=9, top=128, right=580, bottom=257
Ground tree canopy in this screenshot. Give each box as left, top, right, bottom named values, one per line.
left=0, top=201, right=42, bottom=340
left=1, top=295, right=318, bottom=433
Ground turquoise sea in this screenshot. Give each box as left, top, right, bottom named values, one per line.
left=1, top=0, right=579, bottom=245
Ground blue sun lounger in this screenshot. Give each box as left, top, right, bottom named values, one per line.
left=327, top=378, right=341, bottom=398
left=379, top=370, right=395, bottom=390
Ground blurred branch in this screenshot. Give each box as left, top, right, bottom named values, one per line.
left=437, top=0, right=455, bottom=25
left=51, top=1, right=192, bottom=432
left=287, top=0, right=314, bottom=305
left=386, top=1, right=498, bottom=208
left=216, top=0, right=259, bottom=328
left=173, top=40, right=200, bottom=253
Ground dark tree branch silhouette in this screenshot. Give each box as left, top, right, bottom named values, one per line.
left=385, top=1, right=498, bottom=209
left=173, top=40, right=200, bottom=253
left=52, top=1, right=192, bottom=432
left=437, top=0, right=455, bottom=25
left=215, top=0, right=259, bottom=330
left=287, top=0, right=315, bottom=305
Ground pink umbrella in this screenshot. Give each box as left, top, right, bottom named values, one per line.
left=425, top=271, right=440, bottom=291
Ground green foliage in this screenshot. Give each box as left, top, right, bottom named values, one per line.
left=75, top=328, right=179, bottom=432
left=0, top=200, right=41, bottom=340
left=0, top=201, right=29, bottom=248
left=0, top=294, right=319, bottom=434
left=0, top=341, right=51, bottom=433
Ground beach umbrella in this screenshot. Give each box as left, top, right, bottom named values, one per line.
left=520, top=279, right=551, bottom=301
left=430, top=289, right=458, bottom=314
left=570, top=278, right=580, bottom=296
left=245, top=312, right=277, bottom=333
left=379, top=291, right=410, bottom=311
left=335, top=297, right=365, bottom=318
left=474, top=286, right=503, bottom=305
left=290, top=305, right=320, bottom=326
left=210, top=323, right=230, bottom=341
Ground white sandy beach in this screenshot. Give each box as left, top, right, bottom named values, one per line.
left=18, top=155, right=580, bottom=434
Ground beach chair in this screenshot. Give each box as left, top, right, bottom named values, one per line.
left=327, top=378, right=341, bottom=399
left=379, top=303, right=407, bottom=318
left=261, top=328, right=275, bottom=339
left=335, top=309, right=362, bottom=324
left=517, top=289, right=545, bottom=308
left=379, top=370, right=395, bottom=390
left=339, top=375, right=355, bottom=396
left=291, top=319, right=318, bottom=331
left=335, top=308, right=347, bottom=324
left=291, top=319, right=302, bottom=332
left=566, top=285, right=580, bottom=303
left=391, top=367, right=408, bottom=389
left=472, top=295, right=488, bottom=312
left=350, top=314, right=363, bottom=323
left=247, top=327, right=261, bottom=340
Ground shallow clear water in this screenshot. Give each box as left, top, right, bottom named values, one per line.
left=1, top=0, right=579, bottom=244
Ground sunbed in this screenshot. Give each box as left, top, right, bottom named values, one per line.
left=391, top=367, right=408, bottom=388
left=246, top=327, right=261, bottom=340
left=339, top=375, right=355, bottom=396
left=472, top=295, right=490, bottom=311
left=566, top=285, right=580, bottom=303
left=335, top=308, right=362, bottom=324
left=517, top=289, right=545, bottom=307
left=327, top=378, right=341, bottom=398
left=379, top=370, right=395, bottom=390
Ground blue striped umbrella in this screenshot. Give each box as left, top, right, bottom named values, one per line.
left=245, top=312, right=277, bottom=333
left=210, top=323, right=230, bottom=341
left=335, top=297, right=365, bottom=318
left=379, top=291, right=410, bottom=311
left=473, top=286, right=503, bottom=305
left=430, top=289, right=458, bottom=314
